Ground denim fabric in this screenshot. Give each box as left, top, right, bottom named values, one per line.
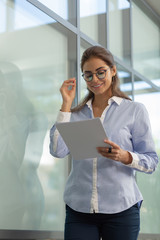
left=65, top=204, right=140, bottom=240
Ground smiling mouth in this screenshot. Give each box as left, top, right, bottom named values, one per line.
left=92, top=83, right=103, bottom=88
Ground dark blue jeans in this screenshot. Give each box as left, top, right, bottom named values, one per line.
left=64, top=204, right=140, bottom=240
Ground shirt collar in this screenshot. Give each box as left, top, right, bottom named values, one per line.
left=86, top=96, right=123, bottom=110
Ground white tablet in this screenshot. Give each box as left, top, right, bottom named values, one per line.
left=56, top=118, right=110, bottom=160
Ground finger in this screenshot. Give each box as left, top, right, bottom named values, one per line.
left=63, top=82, right=76, bottom=87
left=100, top=152, right=113, bottom=158
left=64, top=78, right=76, bottom=84
left=63, top=80, right=76, bottom=88
left=104, top=139, right=120, bottom=149
left=63, top=80, right=76, bottom=85
left=106, top=146, right=113, bottom=153
left=97, top=147, right=114, bottom=154
left=97, top=150, right=114, bottom=159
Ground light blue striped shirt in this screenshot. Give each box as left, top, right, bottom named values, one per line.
left=50, top=96, right=158, bottom=214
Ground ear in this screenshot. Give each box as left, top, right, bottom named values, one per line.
left=111, top=65, right=117, bottom=77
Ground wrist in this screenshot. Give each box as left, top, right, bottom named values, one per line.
left=124, top=151, right=133, bottom=165
left=61, top=102, right=72, bottom=112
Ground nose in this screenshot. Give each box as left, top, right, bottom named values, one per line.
left=92, top=73, right=99, bottom=82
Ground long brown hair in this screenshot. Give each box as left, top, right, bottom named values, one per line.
left=71, top=46, right=131, bottom=112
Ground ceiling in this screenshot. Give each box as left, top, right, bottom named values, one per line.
left=144, top=0, right=160, bottom=17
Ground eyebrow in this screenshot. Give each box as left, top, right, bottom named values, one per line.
left=84, top=66, right=106, bottom=73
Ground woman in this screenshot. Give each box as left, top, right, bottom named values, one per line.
left=50, top=46, right=158, bottom=240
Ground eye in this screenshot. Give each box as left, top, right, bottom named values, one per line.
left=98, top=70, right=105, bottom=75
left=85, top=73, right=93, bottom=80
left=97, top=70, right=105, bottom=77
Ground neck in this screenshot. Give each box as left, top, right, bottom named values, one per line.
left=93, top=93, right=113, bottom=108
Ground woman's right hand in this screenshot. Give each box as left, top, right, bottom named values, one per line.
left=60, top=78, right=76, bottom=112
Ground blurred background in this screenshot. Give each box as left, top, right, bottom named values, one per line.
left=0, top=0, right=159, bottom=239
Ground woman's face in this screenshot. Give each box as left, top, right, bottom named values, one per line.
left=82, top=57, right=116, bottom=97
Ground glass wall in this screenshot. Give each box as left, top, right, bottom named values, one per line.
left=37, top=0, right=77, bottom=26
left=134, top=77, right=160, bottom=234
left=132, top=1, right=160, bottom=83
left=0, top=0, right=160, bottom=239
left=0, top=0, right=76, bottom=231
left=80, top=0, right=106, bottom=46
left=132, top=2, right=160, bottom=234
left=109, top=0, right=131, bottom=64
left=116, top=64, right=132, bottom=98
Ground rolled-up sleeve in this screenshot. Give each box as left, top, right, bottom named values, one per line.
left=127, top=104, right=158, bottom=173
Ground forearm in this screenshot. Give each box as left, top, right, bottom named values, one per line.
left=50, top=111, right=71, bottom=158
left=60, top=78, right=76, bottom=112
left=61, top=101, right=72, bottom=112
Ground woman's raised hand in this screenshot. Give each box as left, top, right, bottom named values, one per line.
left=60, top=78, right=76, bottom=112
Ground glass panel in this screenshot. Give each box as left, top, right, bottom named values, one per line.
left=37, top=0, right=77, bottom=26
left=132, top=1, right=160, bottom=83
left=0, top=0, right=6, bottom=33
left=134, top=76, right=156, bottom=95
left=134, top=77, right=160, bottom=234
left=80, top=0, right=106, bottom=46
left=116, top=64, right=132, bottom=99
left=109, top=0, right=131, bottom=64
left=0, top=0, right=76, bottom=231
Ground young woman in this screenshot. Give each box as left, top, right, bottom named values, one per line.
left=50, top=46, right=158, bottom=240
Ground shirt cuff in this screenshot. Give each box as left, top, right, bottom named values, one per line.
left=56, top=111, right=71, bottom=123
left=127, top=151, right=140, bottom=168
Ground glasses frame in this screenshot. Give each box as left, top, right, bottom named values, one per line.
left=82, top=67, right=110, bottom=82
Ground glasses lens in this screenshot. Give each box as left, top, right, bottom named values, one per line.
left=84, top=73, right=93, bottom=82
left=82, top=69, right=107, bottom=81
left=97, top=70, right=105, bottom=79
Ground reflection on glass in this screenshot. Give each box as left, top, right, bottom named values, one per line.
left=132, top=1, right=160, bottom=83
left=134, top=79, right=160, bottom=234
left=80, top=0, right=106, bottom=46
left=151, top=79, right=160, bottom=87
left=109, top=0, right=131, bottom=64
left=0, top=0, right=53, bottom=32
left=37, top=0, right=77, bottom=26
left=134, top=76, right=156, bottom=95
left=0, top=0, right=76, bottom=231
left=116, top=64, right=132, bottom=98
left=0, top=1, right=6, bottom=33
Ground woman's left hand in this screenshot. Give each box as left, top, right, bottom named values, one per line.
left=97, top=139, right=133, bottom=165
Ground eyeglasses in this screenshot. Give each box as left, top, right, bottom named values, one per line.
left=82, top=67, right=110, bottom=82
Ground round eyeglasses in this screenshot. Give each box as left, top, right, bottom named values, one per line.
left=82, top=67, right=110, bottom=82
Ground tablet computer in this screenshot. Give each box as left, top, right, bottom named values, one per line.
left=56, top=118, right=110, bottom=160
